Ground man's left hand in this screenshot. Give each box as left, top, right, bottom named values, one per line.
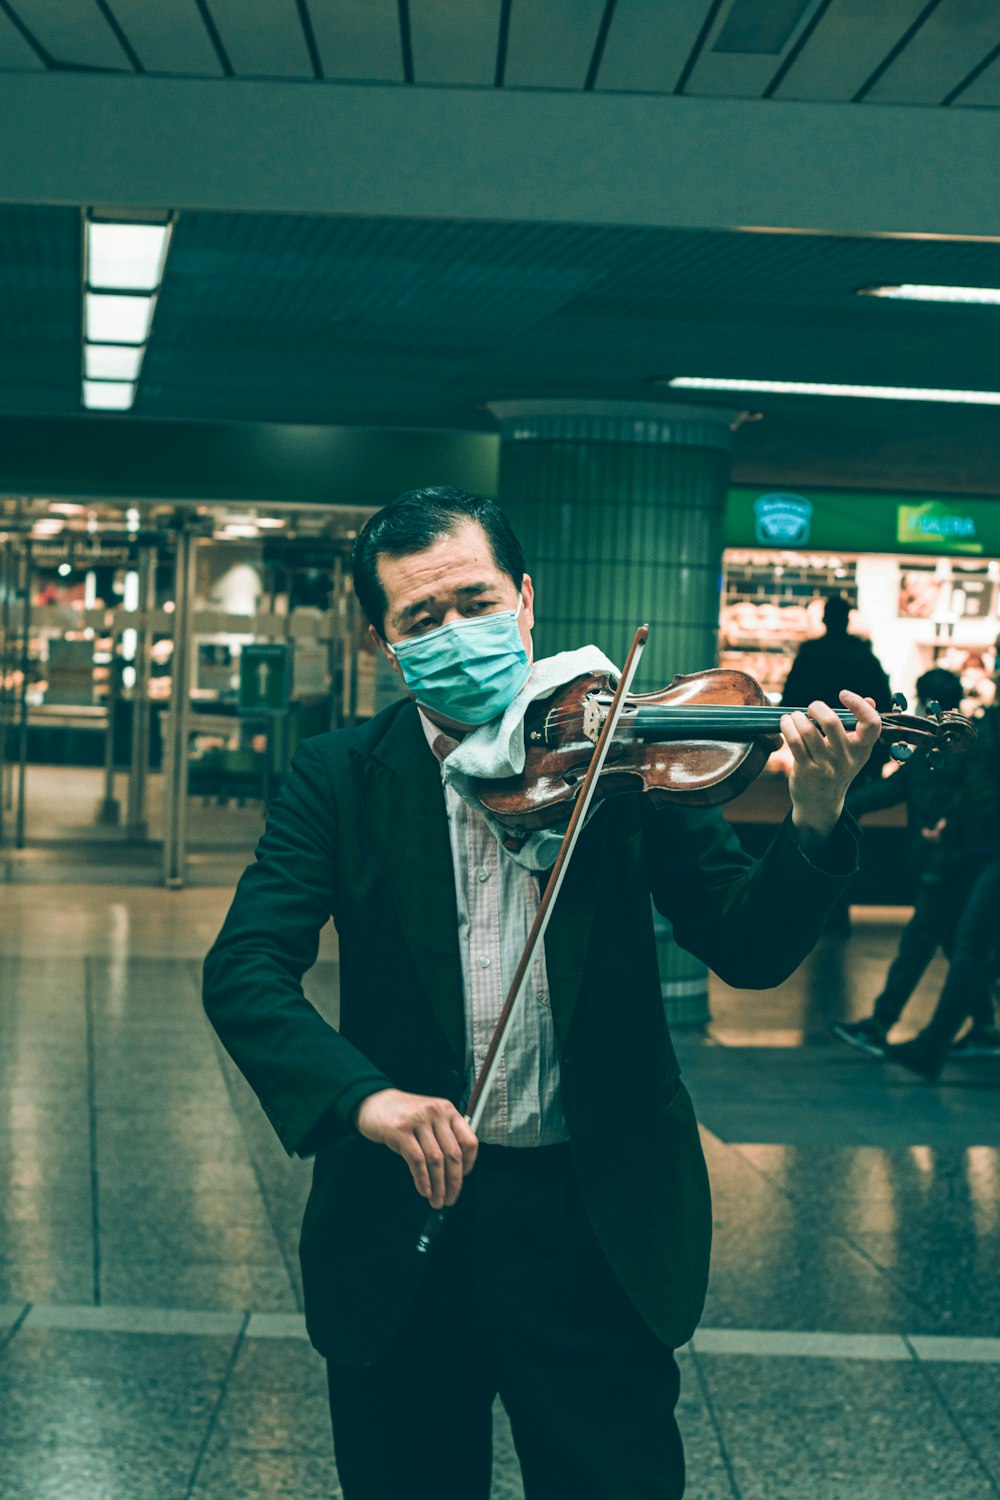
left=781, top=690, right=882, bottom=856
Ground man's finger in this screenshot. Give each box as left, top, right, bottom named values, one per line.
left=431, top=1117, right=466, bottom=1207
left=781, top=711, right=820, bottom=765
left=839, top=691, right=882, bottom=745
left=401, top=1135, right=432, bottom=1201
left=415, top=1123, right=447, bottom=1209
left=805, top=700, right=852, bottom=763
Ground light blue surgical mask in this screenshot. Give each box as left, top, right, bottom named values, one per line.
left=388, top=601, right=530, bottom=725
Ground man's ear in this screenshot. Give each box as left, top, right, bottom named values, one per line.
left=520, top=573, right=535, bottom=633
left=370, top=623, right=404, bottom=677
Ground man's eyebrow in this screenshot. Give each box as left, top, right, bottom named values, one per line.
left=395, top=582, right=497, bottom=625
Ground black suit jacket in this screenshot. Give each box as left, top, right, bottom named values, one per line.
left=203, top=698, right=858, bottom=1367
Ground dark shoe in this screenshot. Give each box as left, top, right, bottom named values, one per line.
left=830, top=1018, right=888, bottom=1058
left=949, top=1024, right=1000, bottom=1058
left=884, top=1036, right=944, bottom=1081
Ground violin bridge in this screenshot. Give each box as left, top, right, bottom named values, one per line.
left=582, top=696, right=604, bottom=745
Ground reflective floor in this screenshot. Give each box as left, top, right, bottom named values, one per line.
left=1, top=888, right=999, bottom=1499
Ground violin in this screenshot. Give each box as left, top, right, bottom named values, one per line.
left=476, top=667, right=978, bottom=831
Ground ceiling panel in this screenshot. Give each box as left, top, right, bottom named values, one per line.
left=408, top=0, right=501, bottom=85
left=0, top=205, right=81, bottom=414
left=109, top=0, right=223, bottom=76
left=596, top=0, right=718, bottom=94
left=11, top=0, right=133, bottom=70
left=773, top=0, right=929, bottom=102
left=865, top=0, right=1000, bottom=105
left=6, top=203, right=1000, bottom=436
left=503, top=0, right=607, bottom=89
left=207, top=0, right=314, bottom=78
left=0, top=12, right=44, bottom=69
left=955, top=50, right=1000, bottom=107
left=309, top=0, right=403, bottom=81
left=684, top=0, right=832, bottom=97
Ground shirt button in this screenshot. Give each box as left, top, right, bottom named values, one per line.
left=477, top=868, right=490, bottom=882
left=478, top=955, right=490, bottom=969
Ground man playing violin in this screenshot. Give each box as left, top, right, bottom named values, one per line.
left=204, top=486, right=880, bottom=1499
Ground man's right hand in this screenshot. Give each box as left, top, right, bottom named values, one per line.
left=353, top=1089, right=478, bottom=1210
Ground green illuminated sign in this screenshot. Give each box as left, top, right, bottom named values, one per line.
left=727, top=487, right=1000, bottom=557
left=896, top=500, right=983, bottom=554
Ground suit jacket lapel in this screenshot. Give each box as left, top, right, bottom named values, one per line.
left=351, top=706, right=465, bottom=1064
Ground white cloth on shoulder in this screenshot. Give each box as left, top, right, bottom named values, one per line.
left=440, top=645, right=618, bottom=870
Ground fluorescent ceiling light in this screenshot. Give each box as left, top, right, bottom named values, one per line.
left=860, top=284, right=1000, bottom=305
left=85, top=293, right=153, bottom=345
left=88, top=222, right=170, bottom=292
left=85, top=344, right=144, bottom=381
left=82, top=379, right=136, bottom=411
left=666, top=377, right=1000, bottom=406
left=255, top=518, right=287, bottom=529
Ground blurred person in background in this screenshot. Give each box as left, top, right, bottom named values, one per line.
left=829, top=669, right=997, bottom=1057
left=782, top=594, right=893, bottom=935
left=781, top=594, right=893, bottom=724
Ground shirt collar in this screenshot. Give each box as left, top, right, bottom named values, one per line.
left=418, top=708, right=460, bottom=764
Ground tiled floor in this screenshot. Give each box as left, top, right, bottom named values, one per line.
left=1, top=885, right=999, bottom=1498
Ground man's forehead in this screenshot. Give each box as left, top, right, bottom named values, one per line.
left=380, top=526, right=502, bottom=597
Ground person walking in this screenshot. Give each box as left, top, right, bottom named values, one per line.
left=203, top=487, right=878, bottom=1499
left=829, top=668, right=998, bottom=1058
left=883, top=698, right=1000, bottom=1080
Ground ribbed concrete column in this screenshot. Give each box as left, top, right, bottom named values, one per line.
left=490, top=400, right=739, bottom=1029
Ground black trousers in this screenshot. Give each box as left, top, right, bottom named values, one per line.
left=327, top=1143, right=685, bottom=1499
left=872, top=857, right=992, bottom=1031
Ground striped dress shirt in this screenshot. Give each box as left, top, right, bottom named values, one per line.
left=420, top=712, right=568, bottom=1147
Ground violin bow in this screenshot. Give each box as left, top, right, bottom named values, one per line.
left=416, top=623, right=650, bottom=1254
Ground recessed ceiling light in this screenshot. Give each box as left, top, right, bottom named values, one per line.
left=85, top=344, right=144, bottom=381
left=859, top=284, right=1000, bottom=305
left=88, top=222, right=170, bottom=292
left=664, top=376, right=1000, bottom=406
left=82, top=380, right=136, bottom=411
left=85, top=294, right=154, bottom=345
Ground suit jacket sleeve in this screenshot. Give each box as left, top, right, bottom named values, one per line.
left=203, top=738, right=392, bottom=1157
left=641, top=801, right=859, bottom=990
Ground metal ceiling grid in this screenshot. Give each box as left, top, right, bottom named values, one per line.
left=0, top=9, right=42, bottom=69
left=408, top=0, right=500, bottom=85
left=129, top=212, right=1000, bottom=428
left=960, top=49, right=1000, bottom=106
left=11, top=0, right=133, bottom=71
left=503, top=0, right=608, bottom=90
left=0, top=205, right=81, bottom=413
left=308, top=0, right=404, bottom=82
left=0, top=0, right=995, bottom=107
left=772, top=0, right=933, bottom=103
left=595, top=0, right=715, bottom=95
left=147, top=213, right=605, bottom=354
left=865, top=0, right=1000, bottom=105
left=108, top=0, right=224, bottom=76
left=203, top=0, right=315, bottom=78
left=683, top=0, right=831, bottom=99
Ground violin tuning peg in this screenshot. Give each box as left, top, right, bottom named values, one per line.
left=890, top=741, right=914, bottom=763
left=890, top=692, right=908, bottom=713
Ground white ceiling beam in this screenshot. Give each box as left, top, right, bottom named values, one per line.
left=0, top=73, right=997, bottom=239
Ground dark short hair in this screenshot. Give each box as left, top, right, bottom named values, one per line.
left=916, top=667, right=963, bottom=711
left=352, top=486, right=525, bottom=636
left=823, top=595, right=850, bottom=628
